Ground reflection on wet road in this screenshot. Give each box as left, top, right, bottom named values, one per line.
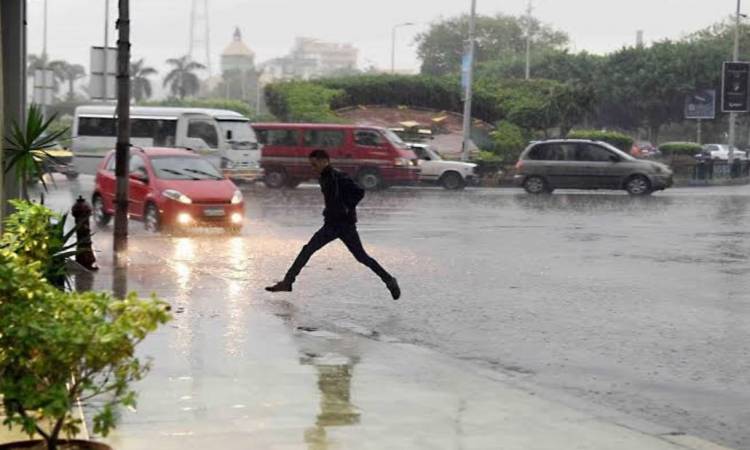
left=47, top=178, right=750, bottom=448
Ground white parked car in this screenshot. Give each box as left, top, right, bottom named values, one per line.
left=699, top=144, right=749, bottom=161
left=407, top=143, right=479, bottom=190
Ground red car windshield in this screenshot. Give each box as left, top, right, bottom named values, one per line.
left=151, top=156, right=223, bottom=180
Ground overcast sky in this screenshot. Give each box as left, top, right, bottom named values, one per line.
left=27, top=0, right=734, bottom=79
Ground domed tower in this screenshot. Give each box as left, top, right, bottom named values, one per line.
left=219, top=27, right=259, bottom=102
left=221, top=27, right=255, bottom=73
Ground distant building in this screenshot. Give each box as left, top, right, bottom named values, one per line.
left=215, top=27, right=260, bottom=108
left=221, top=27, right=255, bottom=73
left=261, top=37, right=359, bottom=81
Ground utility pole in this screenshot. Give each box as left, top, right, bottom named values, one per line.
left=113, top=0, right=131, bottom=268
left=461, top=0, right=477, bottom=161
left=41, top=0, right=48, bottom=118
left=525, top=0, right=533, bottom=80
left=728, top=0, right=741, bottom=164
left=103, top=0, right=110, bottom=101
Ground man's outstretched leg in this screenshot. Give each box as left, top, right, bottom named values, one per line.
left=266, top=225, right=338, bottom=292
left=339, top=224, right=401, bottom=300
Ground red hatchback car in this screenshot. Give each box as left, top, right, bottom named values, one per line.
left=93, top=147, right=245, bottom=233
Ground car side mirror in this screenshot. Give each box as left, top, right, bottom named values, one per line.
left=609, top=155, right=620, bottom=163
left=129, top=170, right=148, bottom=183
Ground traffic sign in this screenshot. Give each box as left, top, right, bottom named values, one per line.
left=722, top=61, right=750, bottom=113
left=685, top=90, right=716, bottom=119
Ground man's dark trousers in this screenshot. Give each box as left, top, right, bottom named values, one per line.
left=284, top=222, right=392, bottom=284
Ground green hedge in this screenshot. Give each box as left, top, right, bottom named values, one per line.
left=263, top=74, right=594, bottom=133
left=264, top=82, right=345, bottom=123
left=317, top=74, right=504, bottom=124
left=567, top=129, right=633, bottom=151
left=658, top=141, right=702, bottom=156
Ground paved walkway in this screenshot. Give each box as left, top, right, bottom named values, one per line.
left=46, top=249, right=734, bottom=450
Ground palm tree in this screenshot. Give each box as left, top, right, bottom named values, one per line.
left=49, top=60, right=86, bottom=101
left=27, top=53, right=50, bottom=72
left=4, top=104, right=68, bottom=200
left=27, top=53, right=63, bottom=94
left=163, top=56, right=205, bottom=99
left=131, top=58, right=158, bottom=102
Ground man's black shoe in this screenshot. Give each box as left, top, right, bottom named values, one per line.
left=386, top=277, right=401, bottom=300
left=265, top=281, right=293, bottom=293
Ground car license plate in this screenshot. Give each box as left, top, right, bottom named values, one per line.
left=204, top=207, right=225, bottom=217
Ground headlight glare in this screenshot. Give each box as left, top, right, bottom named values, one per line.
left=163, top=189, right=192, bottom=204
left=231, top=190, right=243, bottom=204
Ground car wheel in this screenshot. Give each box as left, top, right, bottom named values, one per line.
left=523, top=176, right=551, bottom=194
left=264, top=168, right=287, bottom=189
left=625, top=175, right=652, bottom=196
left=357, top=168, right=383, bottom=190
left=65, top=172, right=79, bottom=180
left=144, top=203, right=162, bottom=232
left=92, top=194, right=112, bottom=227
left=440, top=171, right=466, bottom=190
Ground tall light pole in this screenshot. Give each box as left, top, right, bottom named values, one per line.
left=103, top=0, right=110, bottom=101
left=461, top=0, right=477, bottom=161
left=41, top=0, right=48, bottom=117
left=728, top=0, right=741, bottom=164
left=524, top=0, right=533, bottom=80
left=391, top=22, right=415, bottom=74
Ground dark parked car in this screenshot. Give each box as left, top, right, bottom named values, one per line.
left=514, top=140, right=673, bottom=196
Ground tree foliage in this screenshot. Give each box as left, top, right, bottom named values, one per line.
left=264, top=82, right=344, bottom=123
left=567, top=129, right=634, bottom=152
left=163, top=56, right=205, bottom=99
left=416, top=13, right=569, bottom=76
left=131, top=58, right=158, bottom=102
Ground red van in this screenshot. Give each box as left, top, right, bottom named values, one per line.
left=253, top=123, right=420, bottom=190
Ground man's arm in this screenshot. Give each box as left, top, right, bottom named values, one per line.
left=337, top=173, right=365, bottom=208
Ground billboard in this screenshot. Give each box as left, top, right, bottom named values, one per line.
left=721, top=62, right=750, bottom=113
left=685, top=90, right=716, bottom=119
left=89, top=46, right=117, bottom=101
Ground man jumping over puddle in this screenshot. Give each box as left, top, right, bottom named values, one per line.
left=265, top=149, right=401, bottom=300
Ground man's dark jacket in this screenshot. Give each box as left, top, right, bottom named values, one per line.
left=319, top=166, right=365, bottom=224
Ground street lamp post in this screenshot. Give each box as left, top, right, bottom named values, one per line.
left=391, top=22, right=414, bottom=74
left=103, top=0, right=110, bottom=101
left=461, top=0, right=477, bottom=161
left=524, top=0, right=533, bottom=80
left=728, top=0, right=741, bottom=164
left=41, top=0, right=48, bottom=118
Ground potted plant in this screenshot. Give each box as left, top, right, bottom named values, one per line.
left=0, top=248, right=172, bottom=450
left=3, top=104, right=69, bottom=200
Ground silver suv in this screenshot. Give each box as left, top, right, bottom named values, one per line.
left=514, top=140, right=673, bottom=195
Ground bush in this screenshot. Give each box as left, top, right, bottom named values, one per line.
left=264, top=81, right=344, bottom=122
left=318, top=74, right=503, bottom=124
left=658, top=141, right=702, bottom=156
left=567, top=129, right=633, bottom=151
left=1, top=200, right=77, bottom=288
left=0, top=248, right=172, bottom=449
left=488, top=122, right=527, bottom=162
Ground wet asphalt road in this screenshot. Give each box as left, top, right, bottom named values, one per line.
left=44, top=177, right=749, bottom=449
